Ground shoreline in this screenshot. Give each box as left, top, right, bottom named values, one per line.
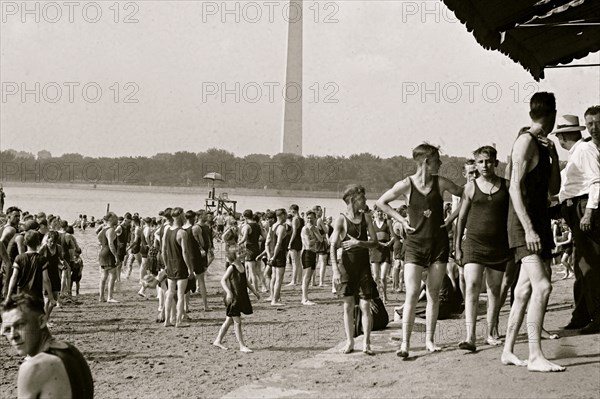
left=1, top=181, right=362, bottom=199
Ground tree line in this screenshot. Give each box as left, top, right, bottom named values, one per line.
left=0, top=148, right=505, bottom=194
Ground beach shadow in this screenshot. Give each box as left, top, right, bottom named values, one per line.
left=267, top=346, right=332, bottom=352
left=563, top=360, right=600, bottom=367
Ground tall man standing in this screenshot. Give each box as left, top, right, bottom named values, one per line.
left=331, top=185, right=379, bottom=355
left=377, top=144, right=463, bottom=358
left=501, top=92, right=565, bottom=372
left=553, top=111, right=600, bottom=334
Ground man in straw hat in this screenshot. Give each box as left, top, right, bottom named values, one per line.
left=552, top=112, right=600, bottom=335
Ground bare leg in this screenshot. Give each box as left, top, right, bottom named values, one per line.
left=359, top=298, right=374, bottom=355
left=138, top=257, right=148, bottom=297
left=271, top=267, right=285, bottom=304
left=461, top=263, right=484, bottom=351
left=213, top=317, right=233, bottom=349
left=380, top=262, right=390, bottom=304
left=287, top=250, right=301, bottom=285
left=232, top=316, right=252, bottom=352
left=245, top=260, right=257, bottom=290
left=501, top=262, right=530, bottom=367
left=195, top=272, right=210, bottom=311
left=164, top=279, right=176, bottom=326
left=106, top=268, right=118, bottom=302
left=398, top=263, right=424, bottom=357
left=341, top=296, right=355, bottom=353
left=301, top=267, right=315, bottom=304
left=486, top=268, right=504, bottom=345
left=175, top=278, right=188, bottom=326
left=521, top=257, right=564, bottom=372
left=392, top=259, right=401, bottom=292
left=99, top=267, right=108, bottom=301
left=425, top=262, right=446, bottom=352
left=318, top=254, right=327, bottom=286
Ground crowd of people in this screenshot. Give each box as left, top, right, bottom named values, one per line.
left=0, top=94, right=598, bottom=397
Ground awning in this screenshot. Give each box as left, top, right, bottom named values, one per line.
left=442, top=0, right=600, bottom=80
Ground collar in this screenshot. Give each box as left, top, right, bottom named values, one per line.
left=568, top=138, right=585, bottom=155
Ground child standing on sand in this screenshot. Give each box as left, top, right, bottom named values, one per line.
left=213, top=245, right=260, bottom=353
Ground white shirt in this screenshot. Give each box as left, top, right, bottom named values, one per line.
left=558, top=139, right=600, bottom=209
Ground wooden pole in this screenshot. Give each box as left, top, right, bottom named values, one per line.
left=106, top=203, right=110, bottom=214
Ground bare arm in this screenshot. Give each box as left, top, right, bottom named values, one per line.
left=329, top=216, right=347, bottom=279
left=509, top=134, right=542, bottom=253
left=271, top=225, right=285, bottom=260
left=221, top=265, right=234, bottom=298
left=177, top=230, right=195, bottom=276
left=192, top=225, right=205, bottom=252
left=376, top=178, right=413, bottom=232
left=288, top=218, right=301, bottom=249
left=106, top=228, right=119, bottom=260
left=4, top=263, right=19, bottom=301
left=238, top=225, right=249, bottom=245
left=455, top=182, right=474, bottom=264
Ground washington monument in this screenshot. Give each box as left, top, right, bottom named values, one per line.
left=281, top=0, right=303, bottom=155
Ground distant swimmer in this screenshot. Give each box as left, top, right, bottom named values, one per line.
left=1, top=293, right=94, bottom=399
left=97, top=212, right=119, bottom=303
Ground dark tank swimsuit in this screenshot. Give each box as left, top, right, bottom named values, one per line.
left=43, top=342, right=94, bottom=399
left=340, top=213, right=375, bottom=299
left=507, top=131, right=555, bottom=262
left=462, top=178, right=511, bottom=271
left=403, top=176, right=449, bottom=266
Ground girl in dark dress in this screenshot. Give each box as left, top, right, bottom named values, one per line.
left=213, top=244, right=260, bottom=353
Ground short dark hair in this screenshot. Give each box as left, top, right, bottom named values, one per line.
left=465, top=159, right=475, bottom=166
left=473, top=146, right=497, bottom=160
left=104, top=212, right=117, bottom=222
left=23, top=230, right=41, bottom=248
left=529, top=92, right=556, bottom=120
left=171, top=207, right=184, bottom=218
left=305, top=210, right=316, bottom=218
left=265, top=211, right=276, bottom=220
left=184, top=210, right=196, bottom=222
left=5, top=207, right=21, bottom=215
left=412, top=143, right=440, bottom=163
left=584, top=105, right=600, bottom=118
left=290, top=204, right=299, bottom=212
left=124, top=212, right=132, bottom=220
left=47, top=230, right=59, bottom=242
left=342, top=184, right=366, bottom=205
left=275, top=208, right=287, bottom=217
left=1, top=293, right=45, bottom=315
left=243, top=209, right=253, bottom=219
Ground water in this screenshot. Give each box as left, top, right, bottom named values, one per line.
left=2, top=184, right=405, bottom=222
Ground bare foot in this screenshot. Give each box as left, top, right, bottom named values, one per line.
left=271, top=301, right=285, bottom=307
left=501, top=351, right=528, bottom=366
left=396, top=343, right=409, bottom=358
left=164, top=322, right=174, bottom=327
left=487, top=337, right=503, bottom=346
left=541, top=329, right=559, bottom=340
left=213, top=341, right=228, bottom=350
left=99, top=297, right=105, bottom=302
left=264, top=297, right=273, bottom=302
left=286, top=282, right=296, bottom=287
left=527, top=357, right=566, bottom=372
left=426, top=342, right=442, bottom=352
left=363, top=346, right=375, bottom=356
left=302, top=300, right=316, bottom=306
left=175, top=322, right=191, bottom=328
left=239, top=346, right=253, bottom=353
left=107, top=298, right=119, bottom=303
left=458, top=341, right=476, bottom=352
left=341, top=341, right=354, bottom=354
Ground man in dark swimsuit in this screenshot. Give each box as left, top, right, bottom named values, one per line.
left=162, top=207, right=195, bottom=327
left=377, top=143, right=463, bottom=358
left=455, top=146, right=510, bottom=351
left=330, top=184, right=379, bottom=355
left=501, top=92, right=565, bottom=372
left=239, top=210, right=265, bottom=292
left=287, top=204, right=304, bottom=286
left=1, top=293, right=93, bottom=399
left=268, top=209, right=290, bottom=306
left=0, top=207, right=21, bottom=300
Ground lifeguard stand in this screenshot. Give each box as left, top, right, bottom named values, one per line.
left=203, top=173, right=237, bottom=216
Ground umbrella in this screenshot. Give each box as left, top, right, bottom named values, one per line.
left=203, top=172, right=224, bottom=181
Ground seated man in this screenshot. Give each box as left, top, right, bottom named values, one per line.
left=1, top=293, right=94, bottom=398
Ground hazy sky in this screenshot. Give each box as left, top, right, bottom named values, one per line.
left=1, top=1, right=599, bottom=162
